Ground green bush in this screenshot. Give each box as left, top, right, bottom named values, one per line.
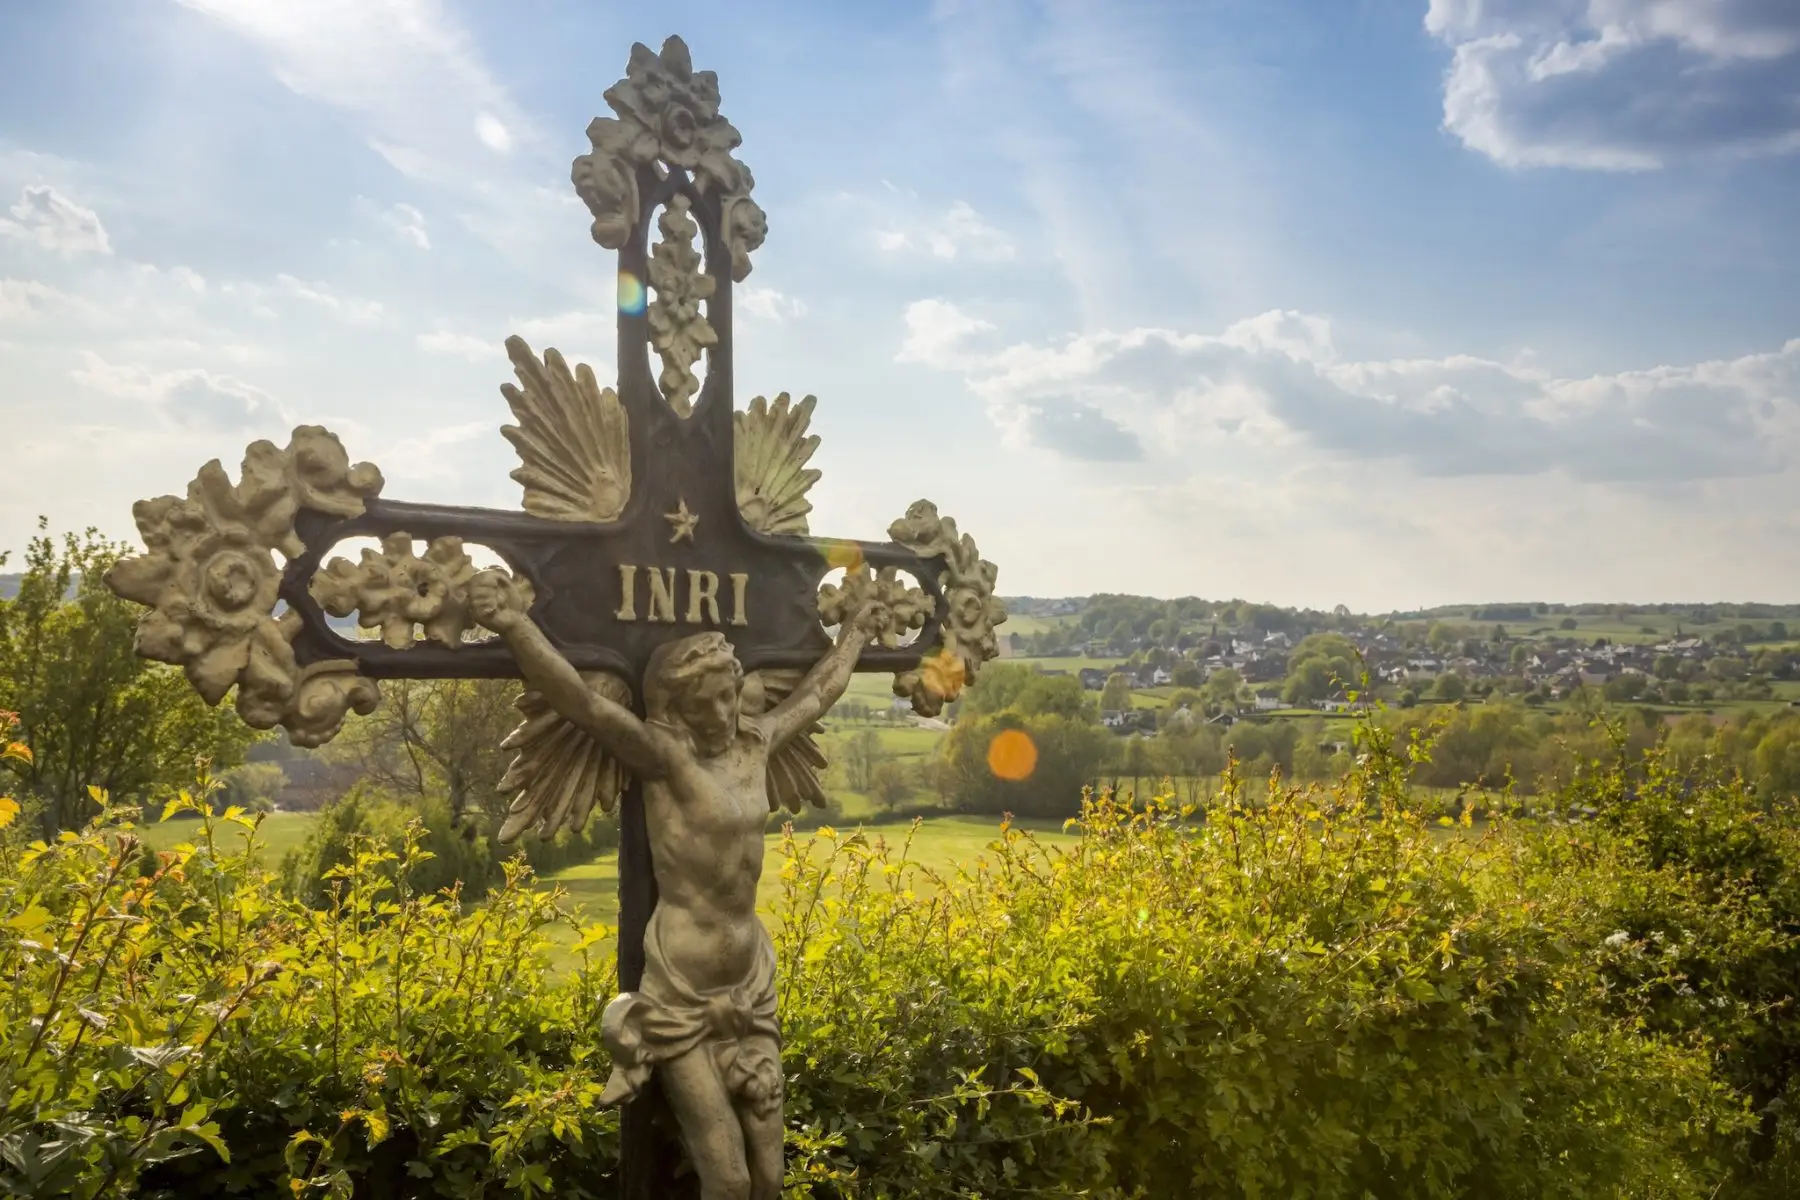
left=0, top=791, right=618, bottom=1198
left=0, top=733, right=1787, bottom=1197
left=280, top=782, right=620, bottom=906
left=281, top=783, right=498, bottom=906
left=775, top=749, right=1747, bottom=1197
left=1550, top=743, right=1800, bottom=1195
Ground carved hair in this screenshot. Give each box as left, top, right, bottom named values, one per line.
left=643, top=632, right=743, bottom=723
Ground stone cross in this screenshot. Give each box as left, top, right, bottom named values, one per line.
left=103, top=34, right=1004, bottom=1200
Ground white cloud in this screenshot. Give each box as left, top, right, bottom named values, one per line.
left=737, top=286, right=808, bottom=322
left=875, top=199, right=1015, bottom=262
left=173, top=0, right=536, bottom=187
left=416, top=330, right=497, bottom=362
left=368, top=199, right=429, bottom=249
left=895, top=297, right=996, bottom=368
left=70, top=351, right=284, bottom=430
left=270, top=273, right=384, bottom=323
left=1426, top=0, right=1800, bottom=169
left=0, top=185, right=111, bottom=253
left=0, top=279, right=65, bottom=320
left=903, top=299, right=1800, bottom=482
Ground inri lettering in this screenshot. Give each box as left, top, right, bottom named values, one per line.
left=613, top=564, right=749, bottom=626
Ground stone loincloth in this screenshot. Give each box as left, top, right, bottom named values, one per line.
left=598, top=907, right=783, bottom=1117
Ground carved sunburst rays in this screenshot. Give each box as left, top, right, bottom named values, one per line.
left=735, top=393, right=821, bottom=535
left=740, top=669, right=828, bottom=814
left=497, top=671, right=634, bottom=842
left=500, top=336, right=632, bottom=522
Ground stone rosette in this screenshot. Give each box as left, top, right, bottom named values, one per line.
left=104, top=427, right=384, bottom=747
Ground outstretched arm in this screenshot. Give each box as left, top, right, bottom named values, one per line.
left=760, top=617, right=872, bottom=749
left=468, top=570, right=665, bottom=779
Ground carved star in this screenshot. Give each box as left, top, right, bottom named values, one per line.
left=664, top=498, right=699, bottom=544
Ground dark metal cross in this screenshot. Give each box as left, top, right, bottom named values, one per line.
left=105, top=33, right=1004, bottom=1198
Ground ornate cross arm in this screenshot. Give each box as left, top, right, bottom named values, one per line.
left=103, top=423, right=1005, bottom=745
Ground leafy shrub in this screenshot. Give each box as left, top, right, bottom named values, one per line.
left=0, top=790, right=618, bottom=1198
left=281, top=783, right=498, bottom=906
left=1544, top=743, right=1800, bottom=1196
left=280, top=782, right=619, bottom=905
left=0, top=730, right=1781, bottom=1197
left=775, top=743, right=1747, bottom=1198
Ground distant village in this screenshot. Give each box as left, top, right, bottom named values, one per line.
left=998, top=594, right=1800, bottom=734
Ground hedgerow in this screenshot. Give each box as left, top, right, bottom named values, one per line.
left=0, top=716, right=1790, bottom=1197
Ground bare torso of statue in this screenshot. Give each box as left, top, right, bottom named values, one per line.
left=642, top=725, right=775, bottom=991
left=469, top=569, right=871, bottom=1200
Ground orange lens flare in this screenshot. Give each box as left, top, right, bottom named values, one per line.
left=986, top=728, right=1038, bottom=782
left=824, top=541, right=866, bottom=573
left=921, top=647, right=966, bottom=702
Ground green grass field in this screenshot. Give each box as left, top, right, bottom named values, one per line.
left=138, top=810, right=319, bottom=862
left=536, top=815, right=1078, bottom=959
left=1010, top=655, right=1124, bottom=675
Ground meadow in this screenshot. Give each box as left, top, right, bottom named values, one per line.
left=139, top=805, right=1081, bottom=960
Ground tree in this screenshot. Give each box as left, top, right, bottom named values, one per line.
left=1282, top=633, right=1361, bottom=705
left=328, top=677, right=521, bottom=828
left=1012, top=674, right=1090, bottom=721
left=842, top=728, right=887, bottom=792
left=1099, top=673, right=1134, bottom=714
left=1172, top=663, right=1203, bottom=689
left=0, top=523, right=251, bottom=834
left=1202, top=667, right=1243, bottom=715
left=941, top=711, right=1111, bottom=819
left=868, top=760, right=913, bottom=811
left=1559, top=617, right=1579, bottom=631
left=1432, top=673, right=1467, bottom=702
left=1603, top=674, right=1647, bottom=704
left=955, top=662, right=1038, bottom=719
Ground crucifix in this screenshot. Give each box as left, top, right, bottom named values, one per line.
left=102, top=34, right=1005, bottom=1200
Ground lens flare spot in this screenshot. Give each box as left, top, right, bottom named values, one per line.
left=921, top=647, right=966, bottom=702
left=987, top=728, right=1038, bottom=782
left=618, top=271, right=647, bottom=316
left=824, top=541, right=865, bottom=573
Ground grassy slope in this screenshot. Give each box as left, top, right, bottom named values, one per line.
left=133, top=807, right=1079, bottom=948
left=537, top=815, right=1078, bottom=958
left=139, top=810, right=322, bottom=862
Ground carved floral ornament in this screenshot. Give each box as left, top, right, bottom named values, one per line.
left=310, top=533, right=528, bottom=650
left=887, top=502, right=1008, bottom=717
left=102, top=428, right=385, bottom=747
left=572, top=34, right=767, bottom=283
left=646, top=196, right=717, bottom=416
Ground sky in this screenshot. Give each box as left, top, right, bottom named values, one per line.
left=1, top=0, right=1797, bottom=613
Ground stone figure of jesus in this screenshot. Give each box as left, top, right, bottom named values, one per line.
left=467, top=568, right=874, bottom=1200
